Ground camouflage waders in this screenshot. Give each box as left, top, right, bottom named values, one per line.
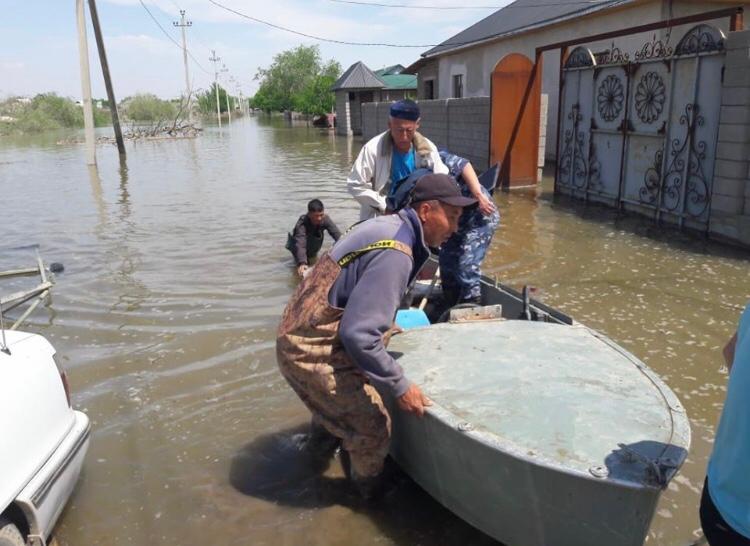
left=276, top=243, right=412, bottom=479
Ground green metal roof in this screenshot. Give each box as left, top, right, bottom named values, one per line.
left=380, top=74, right=417, bottom=90
left=374, top=64, right=406, bottom=77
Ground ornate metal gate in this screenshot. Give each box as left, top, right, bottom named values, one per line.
left=556, top=24, right=726, bottom=228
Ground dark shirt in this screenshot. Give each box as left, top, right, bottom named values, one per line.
left=291, top=214, right=341, bottom=265
left=328, top=208, right=429, bottom=397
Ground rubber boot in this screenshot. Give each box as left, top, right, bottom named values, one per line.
left=306, top=421, right=341, bottom=468
left=339, top=449, right=392, bottom=501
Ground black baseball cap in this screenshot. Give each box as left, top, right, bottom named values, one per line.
left=411, top=173, right=477, bottom=207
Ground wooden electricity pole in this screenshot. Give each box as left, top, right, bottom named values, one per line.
left=88, top=0, right=126, bottom=157
left=221, top=65, right=231, bottom=124
left=209, top=50, right=221, bottom=127
left=76, top=0, right=96, bottom=166
left=173, top=10, right=193, bottom=124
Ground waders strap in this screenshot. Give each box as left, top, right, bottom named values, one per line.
left=337, top=239, right=412, bottom=268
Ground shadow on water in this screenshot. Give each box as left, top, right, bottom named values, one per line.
left=229, top=422, right=353, bottom=509
left=229, top=423, right=501, bottom=545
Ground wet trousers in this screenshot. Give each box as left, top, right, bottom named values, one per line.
left=276, top=255, right=393, bottom=479
left=700, top=478, right=750, bottom=546
left=439, top=186, right=500, bottom=303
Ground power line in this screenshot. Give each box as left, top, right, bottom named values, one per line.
left=137, top=0, right=212, bottom=74
left=208, top=0, right=619, bottom=49
left=331, top=0, right=500, bottom=8
left=138, top=0, right=183, bottom=48
left=330, top=0, right=603, bottom=8
left=207, top=0, right=438, bottom=47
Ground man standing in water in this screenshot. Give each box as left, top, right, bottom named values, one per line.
left=286, top=199, right=341, bottom=278
left=700, top=301, right=750, bottom=545
left=347, top=99, right=448, bottom=221
left=276, top=174, right=475, bottom=497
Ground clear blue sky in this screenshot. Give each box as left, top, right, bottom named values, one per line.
left=0, top=0, right=507, bottom=100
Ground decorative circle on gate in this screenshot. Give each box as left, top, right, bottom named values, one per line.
left=635, top=71, right=666, bottom=124
left=597, top=74, right=624, bottom=122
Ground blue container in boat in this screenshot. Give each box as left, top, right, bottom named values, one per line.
left=396, top=309, right=431, bottom=329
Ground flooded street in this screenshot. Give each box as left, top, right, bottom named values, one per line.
left=2, top=116, right=749, bottom=545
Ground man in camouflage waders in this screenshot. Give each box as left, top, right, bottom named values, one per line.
left=277, top=174, right=476, bottom=497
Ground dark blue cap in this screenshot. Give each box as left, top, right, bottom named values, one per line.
left=389, top=99, right=420, bottom=121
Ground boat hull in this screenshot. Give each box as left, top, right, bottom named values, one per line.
left=379, top=276, right=688, bottom=546
left=380, top=392, right=660, bottom=546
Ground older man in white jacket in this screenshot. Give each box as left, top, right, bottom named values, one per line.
left=347, top=99, right=448, bottom=221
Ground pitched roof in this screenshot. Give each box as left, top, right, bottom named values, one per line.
left=421, top=0, right=633, bottom=58
left=380, top=74, right=417, bottom=90
left=374, top=64, right=406, bottom=77
left=331, top=61, right=386, bottom=91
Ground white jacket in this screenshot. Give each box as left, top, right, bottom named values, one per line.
left=347, top=131, right=448, bottom=221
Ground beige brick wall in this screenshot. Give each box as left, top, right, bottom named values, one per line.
left=709, top=30, right=750, bottom=246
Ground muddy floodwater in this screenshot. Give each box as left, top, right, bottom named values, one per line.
left=2, top=116, right=749, bottom=546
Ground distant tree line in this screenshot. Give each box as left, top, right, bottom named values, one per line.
left=0, top=94, right=110, bottom=135
left=249, top=45, right=341, bottom=116
left=0, top=45, right=341, bottom=136
left=0, top=93, right=193, bottom=135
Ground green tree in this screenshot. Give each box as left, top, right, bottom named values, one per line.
left=122, top=93, right=176, bottom=121
left=294, top=59, right=341, bottom=115
left=250, top=45, right=341, bottom=115
left=0, top=93, right=111, bottom=135
left=197, top=83, right=232, bottom=115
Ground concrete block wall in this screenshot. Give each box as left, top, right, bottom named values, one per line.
left=361, top=97, right=491, bottom=171
left=335, top=92, right=352, bottom=136
left=709, top=29, right=750, bottom=246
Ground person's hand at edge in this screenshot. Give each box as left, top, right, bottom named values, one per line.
left=397, top=383, right=432, bottom=417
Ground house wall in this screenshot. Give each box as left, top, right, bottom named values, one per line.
left=709, top=29, right=750, bottom=247
left=378, top=89, right=413, bottom=102
left=420, top=0, right=749, bottom=161
left=418, top=62, right=439, bottom=100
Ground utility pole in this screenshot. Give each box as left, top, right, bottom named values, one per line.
left=76, top=0, right=96, bottom=166
left=221, top=64, right=231, bottom=124
left=88, top=0, right=125, bottom=157
left=209, top=50, right=221, bottom=127
left=173, top=10, right=192, bottom=124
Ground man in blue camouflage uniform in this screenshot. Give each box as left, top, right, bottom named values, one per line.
left=438, top=150, right=500, bottom=305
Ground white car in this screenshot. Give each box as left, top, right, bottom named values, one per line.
left=0, top=330, right=90, bottom=546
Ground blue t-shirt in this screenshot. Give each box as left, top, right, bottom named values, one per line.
left=390, top=147, right=416, bottom=195
left=707, top=302, right=750, bottom=539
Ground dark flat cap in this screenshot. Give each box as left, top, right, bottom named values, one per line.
left=390, top=99, right=420, bottom=121
left=411, top=173, right=477, bottom=207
